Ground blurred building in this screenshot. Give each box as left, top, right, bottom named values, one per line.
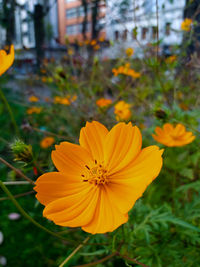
left=0, top=0, right=59, bottom=49
left=57, top=0, right=106, bottom=44
left=106, top=0, right=186, bottom=57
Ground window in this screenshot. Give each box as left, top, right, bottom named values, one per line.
left=66, top=8, right=77, bottom=19
left=141, top=27, right=148, bottom=40
left=122, top=29, right=128, bottom=40
left=165, top=22, right=171, bottom=36
left=78, top=22, right=90, bottom=33
left=114, top=30, right=119, bottom=40
left=66, top=24, right=78, bottom=35
left=152, top=26, right=158, bottom=39
left=78, top=6, right=85, bottom=17
left=66, top=6, right=89, bottom=19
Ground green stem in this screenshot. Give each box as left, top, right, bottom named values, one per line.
left=59, top=236, right=90, bottom=267
left=0, top=88, right=20, bottom=136
left=0, top=190, right=34, bottom=201
left=0, top=156, right=34, bottom=185
left=0, top=181, right=72, bottom=244
left=3, top=181, right=31, bottom=185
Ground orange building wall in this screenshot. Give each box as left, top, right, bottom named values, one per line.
left=57, top=0, right=106, bottom=44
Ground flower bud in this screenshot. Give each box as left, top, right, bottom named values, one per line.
left=10, top=139, right=33, bottom=163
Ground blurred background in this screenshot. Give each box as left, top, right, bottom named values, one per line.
left=0, top=0, right=199, bottom=67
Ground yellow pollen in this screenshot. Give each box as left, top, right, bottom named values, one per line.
left=82, top=163, right=108, bottom=185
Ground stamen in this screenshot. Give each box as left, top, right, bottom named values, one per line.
left=81, top=174, right=85, bottom=177
left=83, top=179, right=88, bottom=182
left=85, top=165, right=90, bottom=170
left=94, top=160, right=97, bottom=164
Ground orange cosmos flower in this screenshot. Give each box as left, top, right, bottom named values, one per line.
left=27, top=107, right=42, bottom=115
left=96, top=98, right=112, bottom=108
left=114, top=101, right=131, bottom=121
left=84, top=39, right=90, bottom=45
left=71, top=94, right=77, bottom=102
left=93, top=44, right=100, bottom=50
left=59, top=97, right=70, bottom=105
left=181, top=18, right=192, bottom=31
left=165, top=55, right=177, bottom=64
left=91, top=40, right=97, bottom=46
left=34, top=121, right=163, bottom=234
left=98, top=37, right=105, bottom=42
left=68, top=48, right=74, bottom=56
left=40, top=137, right=55, bottom=149
left=179, top=102, right=189, bottom=111
left=126, top=47, right=134, bottom=57
left=29, top=95, right=39, bottom=102
left=54, top=96, right=62, bottom=104
left=112, top=64, right=141, bottom=79
left=41, top=68, right=46, bottom=74
left=112, top=68, right=119, bottom=76
left=54, top=95, right=76, bottom=105
left=0, top=45, right=14, bottom=76
left=42, top=77, right=47, bottom=83
left=152, top=123, right=195, bottom=147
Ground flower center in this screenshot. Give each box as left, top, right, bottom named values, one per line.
left=82, top=161, right=108, bottom=186
left=170, top=133, right=181, bottom=140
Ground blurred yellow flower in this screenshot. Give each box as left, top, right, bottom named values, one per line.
left=166, top=55, right=177, bottom=64
left=41, top=68, right=46, bottom=74
left=114, top=101, right=131, bottom=121
left=42, top=77, right=47, bottom=83
left=84, top=39, right=90, bottom=45
left=27, top=107, right=42, bottom=115
left=112, top=64, right=141, bottom=79
left=91, top=40, right=97, bottom=46
left=96, top=98, right=112, bottom=108
left=93, top=44, right=100, bottom=50
left=54, top=95, right=77, bottom=105
left=152, top=123, right=195, bottom=147
left=68, top=48, right=74, bottom=56
left=181, top=18, right=192, bottom=31
left=0, top=45, right=14, bottom=76
left=29, top=96, right=39, bottom=102
left=127, top=69, right=141, bottom=78
left=177, top=91, right=183, bottom=99
left=98, top=37, right=105, bottom=42
left=70, top=94, right=77, bottom=102
left=112, top=68, right=119, bottom=76
left=40, top=137, right=55, bottom=149
left=60, top=97, right=70, bottom=105
left=179, top=102, right=189, bottom=111
left=126, top=47, right=134, bottom=57
left=54, top=96, right=62, bottom=104
left=78, top=41, right=84, bottom=46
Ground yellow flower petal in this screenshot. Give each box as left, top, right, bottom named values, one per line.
left=52, top=142, right=93, bottom=173
left=43, top=186, right=98, bottom=227
left=79, top=121, right=108, bottom=162
left=35, top=172, right=87, bottom=205
left=0, top=45, right=14, bottom=76
left=107, top=146, right=163, bottom=213
left=104, top=122, right=142, bottom=173
left=82, top=187, right=128, bottom=234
